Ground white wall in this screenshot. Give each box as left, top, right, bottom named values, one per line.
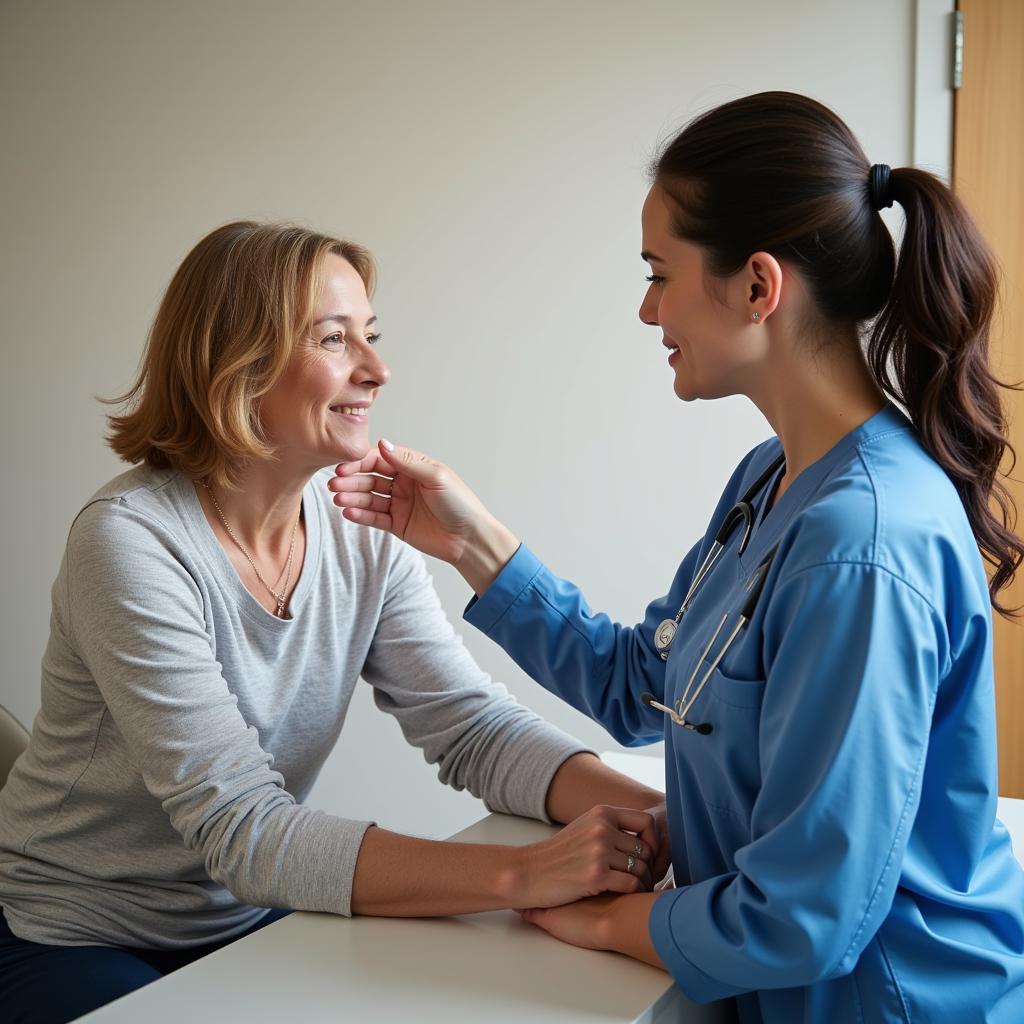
left=1, top=0, right=926, bottom=838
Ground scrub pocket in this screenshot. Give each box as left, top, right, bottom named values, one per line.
left=683, top=662, right=766, bottom=829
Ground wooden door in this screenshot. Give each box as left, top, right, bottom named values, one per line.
left=953, top=0, right=1024, bottom=796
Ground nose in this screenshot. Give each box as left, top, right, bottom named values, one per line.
left=353, top=342, right=390, bottom=390
left=639, top=286, right=659, bottom=326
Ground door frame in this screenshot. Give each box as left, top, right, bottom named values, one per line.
left=913, top=0, right=956, bottom=179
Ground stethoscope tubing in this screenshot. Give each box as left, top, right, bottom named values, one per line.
left=675, top=550, right=775, bottom=721
left=655, top=452, right=785, bottom=662
left=647, top=452, right=784, bottom=734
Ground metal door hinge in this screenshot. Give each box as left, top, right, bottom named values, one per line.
left=953, top=10, right=964, bottom=89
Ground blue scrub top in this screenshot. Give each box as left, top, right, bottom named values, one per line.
left=465, top=404, right=1024, bottom=1023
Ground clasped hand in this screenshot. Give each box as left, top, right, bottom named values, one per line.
left=518, top=803, right=661, bottom=908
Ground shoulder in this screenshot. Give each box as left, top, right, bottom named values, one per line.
left=781, top=414, right=988, bottom=617
left=80, top=464, right=180, bottom=507
left=62, top=467, right=209, bottom=612
left=68, top=465, right=187, bottom=555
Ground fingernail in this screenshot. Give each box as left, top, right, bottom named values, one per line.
left=380, top=438, right=395, bottom=452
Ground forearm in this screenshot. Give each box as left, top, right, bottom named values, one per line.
left=601, top=893, right=665, bottom=969
left=351, top=826, right=528, bottom=917
left=546, top=752, right=663, bottom=824
left=453, top=515, right=520, bottom=595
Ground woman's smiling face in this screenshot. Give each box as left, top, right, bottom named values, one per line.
left=639, top=185, right=764, bottom=403
left=258, top=254, right=390, bottom=472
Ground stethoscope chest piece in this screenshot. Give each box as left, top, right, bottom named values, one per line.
left=647, top=546, right=776, bottom=735
left=654, top=619, right=677, bottom=660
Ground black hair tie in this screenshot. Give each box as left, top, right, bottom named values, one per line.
left=869, top=164, right=893, bottom=210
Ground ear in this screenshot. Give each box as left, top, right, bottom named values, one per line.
left=742, top=251, right=783, bottom=324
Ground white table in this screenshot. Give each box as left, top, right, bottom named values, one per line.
left=77, top=819, right=719, bottom=1024
left=79, top=754, right=1024, bottom=1023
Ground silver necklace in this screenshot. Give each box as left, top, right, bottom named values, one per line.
left=202, top=482, right=301, bottom=618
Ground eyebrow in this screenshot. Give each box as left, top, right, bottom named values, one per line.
left=640, top=250, right=664, bottom=264
left=313, top=313, right=379, bottom=329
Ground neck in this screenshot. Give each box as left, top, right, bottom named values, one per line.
left=196, top=460, right=308, bottom=551
left=748, top=327, right=886, bottom=497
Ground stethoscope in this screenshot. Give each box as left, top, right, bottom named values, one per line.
left=642, top=452, right=785, bottom=734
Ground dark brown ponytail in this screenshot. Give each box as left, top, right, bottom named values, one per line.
left=871, top=169, right=1021, bottom=613
left=652, top=91, right=1023, bottom=614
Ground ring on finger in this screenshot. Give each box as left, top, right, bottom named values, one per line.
left=626, top=854, right=635, bottom=873
left=634, top=840, right=643, bottom=857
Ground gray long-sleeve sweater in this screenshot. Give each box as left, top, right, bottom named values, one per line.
left=0, top=466, right=587, bottom=949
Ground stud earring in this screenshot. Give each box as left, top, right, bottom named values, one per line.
left=751, top=311, right=761, bottom=322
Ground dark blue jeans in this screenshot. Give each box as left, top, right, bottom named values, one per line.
left=0, top=907, right=291, bottom=1023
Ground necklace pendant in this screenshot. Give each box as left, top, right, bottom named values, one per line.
left=202, top=480, right=300, bottom=622
left=654, top=619, right=677, bottom=661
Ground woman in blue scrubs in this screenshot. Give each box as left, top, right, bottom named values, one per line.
left=329, top=92, right=1024, bottom=1021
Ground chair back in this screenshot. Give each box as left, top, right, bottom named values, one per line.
left=0, top=704, right=30, bottom=790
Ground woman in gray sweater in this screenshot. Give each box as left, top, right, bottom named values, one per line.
left=0, top=222, right=666, bottom=1023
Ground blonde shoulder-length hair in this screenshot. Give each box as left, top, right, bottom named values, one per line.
left=106, top=221, right=376, bottom=488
